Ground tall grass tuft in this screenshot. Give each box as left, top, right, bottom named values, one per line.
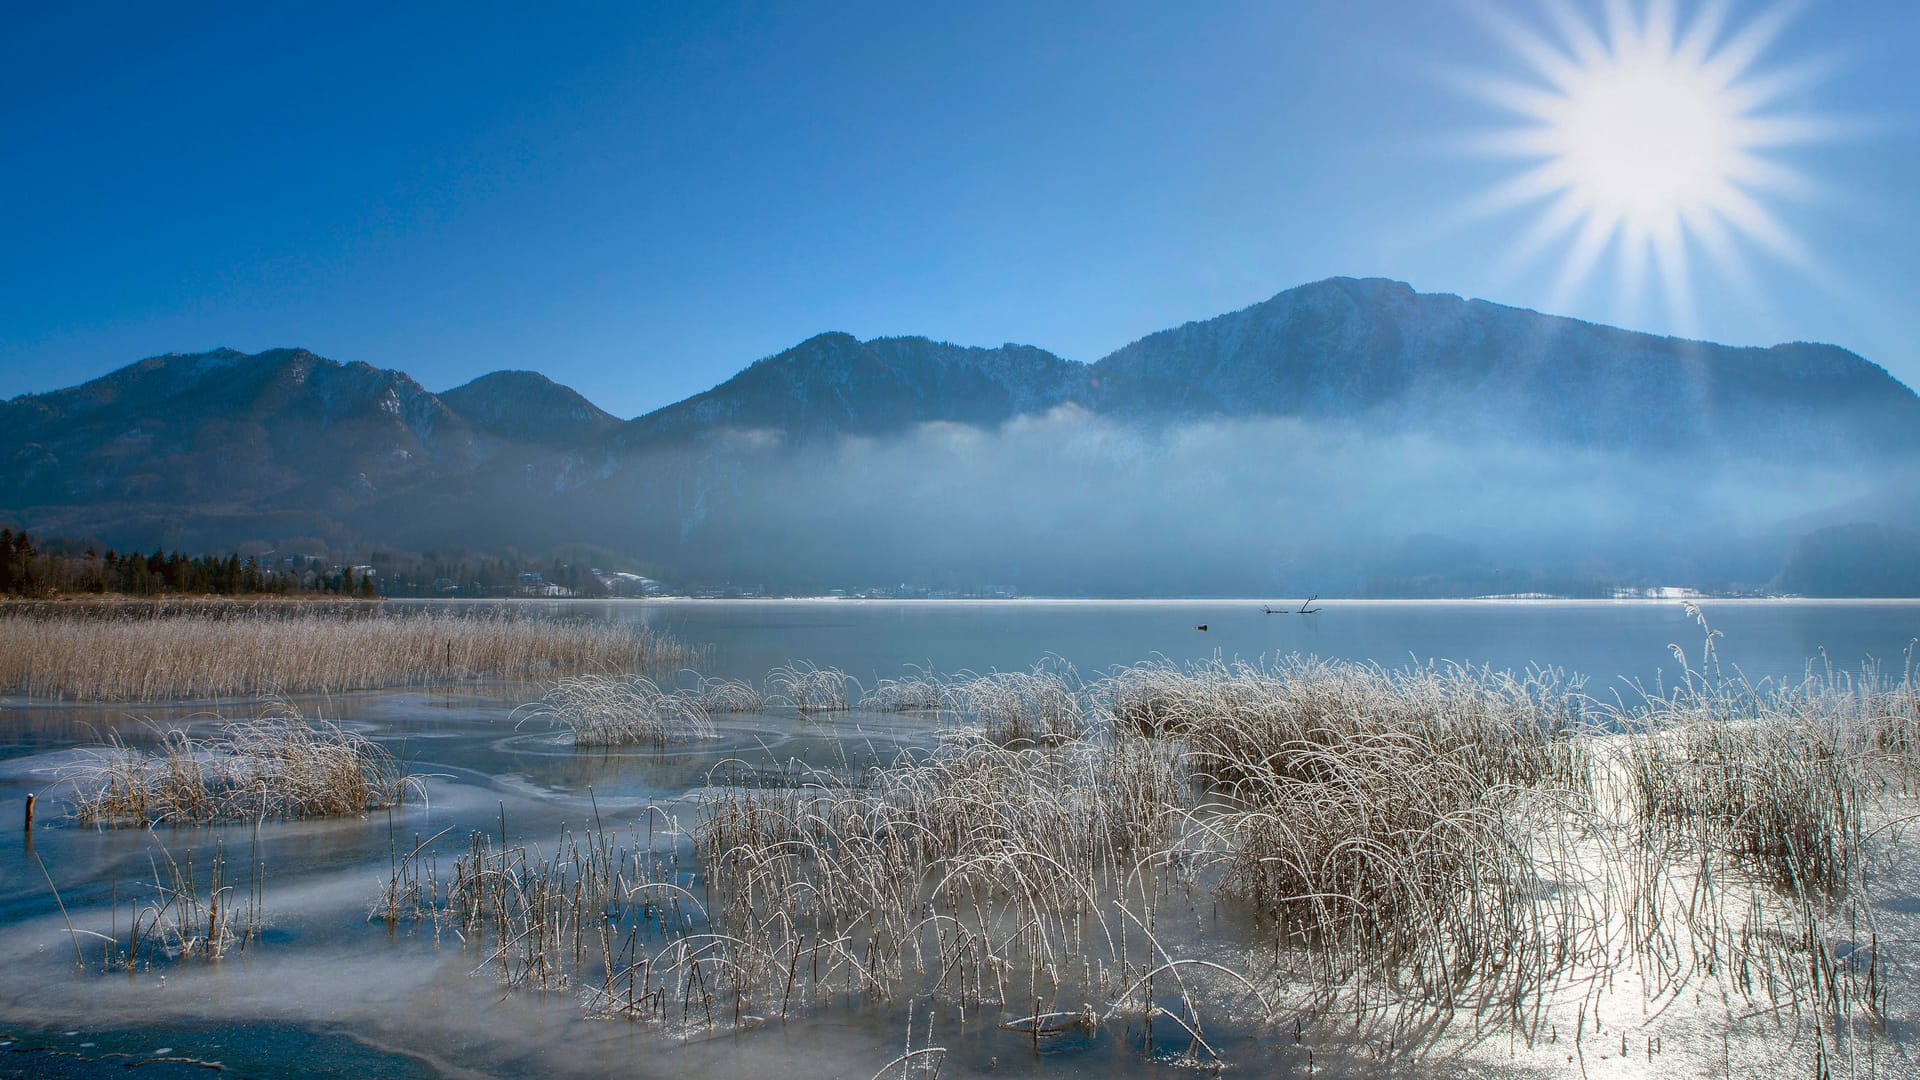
left=96, top=839, right=265, bottom=968
left=858, top=667, right=953, bottom=714
left=766, top=662, right=852, bottom=714
left=695, top=674, right=766, bottom=714
left=63, top=701, right=411, bottom=825
left=1105, top=657, right=1595, bottom=1012
left=525, top=674, right=716, bottom=747
left=948, top=663, right=1084, bottom=745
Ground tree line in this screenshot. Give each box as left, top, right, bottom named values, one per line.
left=0, top=527, right=377, bottom=598
left=0, top=526, right=620, bottom=599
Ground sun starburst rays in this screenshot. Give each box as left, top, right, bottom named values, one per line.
left=1458, top=0, right=1839, bottom=331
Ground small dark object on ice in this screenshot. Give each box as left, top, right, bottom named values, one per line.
left=1195, top=624, right=1208, bottom=632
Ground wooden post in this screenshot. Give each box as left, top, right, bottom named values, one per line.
left=23, top=793, right=34, bottom=831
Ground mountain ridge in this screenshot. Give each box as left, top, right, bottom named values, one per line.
left=4, top=277, right=1916, bottom=594
left=439, top=369, right=621, bottom=445
left=12, top=277, right=1917, bottom=448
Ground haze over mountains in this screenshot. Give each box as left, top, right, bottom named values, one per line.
left=5, top=277, right=1917, bottom=596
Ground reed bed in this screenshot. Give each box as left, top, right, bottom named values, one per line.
left=525, top=674, right=717, bottom=747
left=440, top=817, right=700, bottom=994
left=1099, top=657, right=1598, bottom=1017
left=684, top=735, right=1205, bottom=1037
left=380, top=808, right=706, bottom=1002
left=359, top=645, right=1920, bottom=1072
left=1617, top=616, right=1915, bottom=892
left=63, top=701, right=411, bottom=825
left=1626, top=703, right=1870, bottom=891
left=1595, top=634, right=1918, bottom=1059
left=378, top=736, right=1208, bottom=1046
left=1604, top=698, right=1895, bottom=1064
left=1098, top=655, right=1588, bottom=785
left=0, top=606, right=693, bottom=702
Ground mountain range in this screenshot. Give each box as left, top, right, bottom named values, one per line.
left=4, top=277, right=1917, bottom=595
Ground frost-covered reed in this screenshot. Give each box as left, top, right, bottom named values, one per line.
left=947, top=665, right=1084, bottom=745
left=63, top=701, right=411, bottom=826
left=1097, top=656, right=1596, bottom=1011
left=54, top=838, right=267, bottom=971
left=525, top=674, right=716, bottom=747
left=695, top=674, right=766, bottom=714
left=766, top=662, right=852, bottom=714
left=397, top=735, right=1200, bottom=1041
left=368, top=641, right=1919, bottom=1072
left=858, top=668, right=952, bottom=714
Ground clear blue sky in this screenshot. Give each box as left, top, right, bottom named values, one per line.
left=2, top=1, right=1915, bottom=418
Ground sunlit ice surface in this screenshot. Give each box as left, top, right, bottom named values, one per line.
left=1455, top=0, right=1844, bottom=328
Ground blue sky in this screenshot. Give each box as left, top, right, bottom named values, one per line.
left=2, top=1, right=1915, bottom=418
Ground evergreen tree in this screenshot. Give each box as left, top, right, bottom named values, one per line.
left=11, top=530, right=36, bottom=595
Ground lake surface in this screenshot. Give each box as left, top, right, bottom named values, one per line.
left=3, top=599, right=1918, bottom=1079
left=473, top=597, right=1920, bottom=692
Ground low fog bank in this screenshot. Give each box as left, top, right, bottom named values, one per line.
left=574, top=406, right=1871, bottom=596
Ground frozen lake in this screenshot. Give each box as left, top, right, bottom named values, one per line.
left=2, top=598, right=1917, bottom=1078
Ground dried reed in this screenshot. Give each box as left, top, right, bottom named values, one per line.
left=766, top=662, right=852, bottom=714
left=0, top=607, right=692, bottom=702
left=695, top=675, right=766, bottom=714
left=524, top=674, right=717, bottom=747
left=859, top=668, right=953, bottom=714
left=56, top=837, right=266, bottom=971
left=947, top=663, right=1084, bottom=745
left=63, top=701, right=412, bottom=825
left=367, top=640, right=1920, bottom=1072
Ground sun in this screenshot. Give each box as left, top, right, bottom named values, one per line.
left=1551, top=46, right=1738, bottom=224
left=1458, top=0, right=1838, bottom=328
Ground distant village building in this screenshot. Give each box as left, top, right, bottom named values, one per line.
left=515, top=571, right=572, bottom=597
left=593, top=569, right=666, bottom=597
